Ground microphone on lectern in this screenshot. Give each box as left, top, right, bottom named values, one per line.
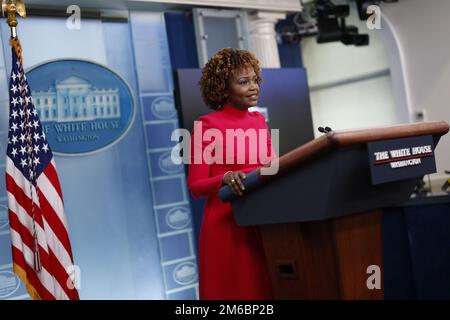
left=318, top=126, right=332, bottom=134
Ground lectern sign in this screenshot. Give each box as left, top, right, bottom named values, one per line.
left=367, top=135, right=436, bottom=185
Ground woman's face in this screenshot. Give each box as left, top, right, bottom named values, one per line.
left=225, top=67, right=259, bottom=110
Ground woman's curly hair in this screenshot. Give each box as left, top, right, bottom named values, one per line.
left=199, top=47, right=262, bottom=110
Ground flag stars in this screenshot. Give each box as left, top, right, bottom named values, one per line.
left=19, top=84, right=28, bottom=93
left=11, top=98, right=18, bottom=107
left=20, top=158, right=27, bottom=168
left=10, top=135, right=18, bottom=144
left=9, top=62, right=53, bottom=177
left=33, top=132, right=41, bottom=142
left=19, top=146, right=26, bottom=155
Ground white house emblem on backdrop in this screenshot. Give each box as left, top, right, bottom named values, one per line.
left=151, top=97, right=176, bottom=119
left=33, top=76, right=121, bottom=122
left=0, top=271, right=20, bottom=299
left=173, top=262, right=198, bottom=285
left=27, top=60, right=135, bottom=155
left=159, top=151, right=183, bottom=175
left=165, top=207, right=191, bottom=230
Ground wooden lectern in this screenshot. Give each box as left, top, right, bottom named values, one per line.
left=223, top=121, right=449, bottom=299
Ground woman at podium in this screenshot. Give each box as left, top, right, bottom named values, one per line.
left=188, top=48, right=275, bottom=299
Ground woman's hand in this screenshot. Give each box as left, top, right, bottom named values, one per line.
left=223, top=171, right=246, bottom=196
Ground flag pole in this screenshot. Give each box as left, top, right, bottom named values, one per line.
left=3, top=1, right=42, bottom=274
left=3, top=0, right=79, bottom=299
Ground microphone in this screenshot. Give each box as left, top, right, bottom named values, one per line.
left=318, top=126, right=332, bottom=134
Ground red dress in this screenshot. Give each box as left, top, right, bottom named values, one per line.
left=188, top=103, right=275, bottom=300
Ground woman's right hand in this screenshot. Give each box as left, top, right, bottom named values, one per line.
left=223, top=171, right=246, bottom=196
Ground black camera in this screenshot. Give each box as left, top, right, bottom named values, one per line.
left=314, top=0, right=370, bottom=46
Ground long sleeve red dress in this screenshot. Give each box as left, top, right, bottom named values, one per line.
left=187, top=103, right=275, bottom=300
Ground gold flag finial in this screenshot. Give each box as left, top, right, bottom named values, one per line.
left=2, top=0, right=26, bottom=31
left=2, top=1, right=26, bottom=63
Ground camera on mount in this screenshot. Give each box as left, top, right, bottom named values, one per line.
left=314, top=0, right=369, bottom=46
left=277, top=0, right=398, bottom=46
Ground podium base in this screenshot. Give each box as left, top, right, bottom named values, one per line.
left=259, top=209, right=384, bottom=300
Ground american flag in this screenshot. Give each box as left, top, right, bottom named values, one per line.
left=5, top=43, right=79, bottom=300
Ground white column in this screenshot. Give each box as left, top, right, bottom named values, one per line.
left=248, top=11, right=287, bottom=68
